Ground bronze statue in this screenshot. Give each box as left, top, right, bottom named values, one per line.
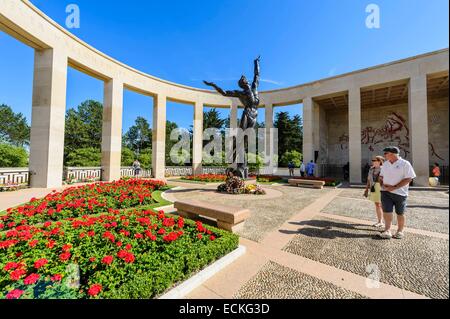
left=204, top=56, right=261, bottom=178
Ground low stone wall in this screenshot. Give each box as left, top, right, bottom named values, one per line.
left=0, top=168, right=29, bottom=186
left=64, top=167, right=102, bottom=182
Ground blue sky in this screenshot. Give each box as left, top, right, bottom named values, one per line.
left=0, top=0, right=448, bottom=132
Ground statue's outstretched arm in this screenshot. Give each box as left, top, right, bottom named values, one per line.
left=204, top=81, right=241, bottom=97
left=252, top=56, right=261, bottom=90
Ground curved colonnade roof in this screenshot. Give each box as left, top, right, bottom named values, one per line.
left=0, top=0, right=448, bottom=109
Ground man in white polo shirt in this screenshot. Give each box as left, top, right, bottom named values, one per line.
left=378, top=146, right=416, bottom=239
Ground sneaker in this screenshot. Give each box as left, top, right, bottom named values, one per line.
left=378, top=230, right=392, bottom=239
left=393, top=231, right=404, bottom=239
left=372, top=222, right=385, bottom=228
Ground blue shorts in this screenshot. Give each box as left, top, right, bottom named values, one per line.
left=381, top=191, right=407, bottom=215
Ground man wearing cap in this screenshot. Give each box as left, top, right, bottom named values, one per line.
left=378, top=146, right=416, bottom=239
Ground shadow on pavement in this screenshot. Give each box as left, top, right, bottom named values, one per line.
left=280, top=219, right=380, bottom=239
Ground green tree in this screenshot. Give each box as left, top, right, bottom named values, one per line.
left=201, top=108, right=227, bottom=158
left=247, top=152, right=264, bottom=171
left=121, top=147, right=135, bottom=166
left=64, top=100, right=103, bottom=164
left=280, top=150, right=303, bottom=167
left=274, top=111, right=303, bottom=161
left=138, top=148, right=152, bottom=168
left=123, top=116, right=152, bottom=155
left=204, top=108, right=226, bottom=130
left=0, top=104, right=30, bottom=147
left=0, top=143, right=28, bottom=167
left=165, top=121, right=182, bottom=165
left=65, top=147, right=101, bottom=167
left=168, top=148, right=190, bottom=166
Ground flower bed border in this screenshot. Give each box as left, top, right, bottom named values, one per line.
left=159, top=245, right=246, bottom=299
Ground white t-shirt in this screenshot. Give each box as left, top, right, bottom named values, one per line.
left=380, top=157, right=416, bottom=196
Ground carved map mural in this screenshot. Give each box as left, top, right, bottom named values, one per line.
left=338, top=111, right=444, bottom=160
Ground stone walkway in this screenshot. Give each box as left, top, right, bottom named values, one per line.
left=1, top=181, right=448, bottom=299
left=163, top=182, right=449, bottom=299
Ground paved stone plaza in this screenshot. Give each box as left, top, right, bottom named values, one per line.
left=1, top=180, right=449, bottom=299
left=162, top=181, right=450, bottom=299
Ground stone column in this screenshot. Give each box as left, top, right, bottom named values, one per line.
left=228, top=100, right=238, bottom=168
left=192, top=100, right=203, bottom=175
left=408, top=74, right=429, bottom=186
left=348, top=87, right=362, bottom=184
left=101, top=78, right=123, bottom=182
left=265, top=103, right=274, bottom=173
left=29, top=48, right=67, bottom=188
left=313, top=101, right=321, bottom=177
left=303, top=97, right=314, bottom=164
left=152, top=94, right=167, bottom=179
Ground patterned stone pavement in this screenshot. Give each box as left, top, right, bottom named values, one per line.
left=234, top=261, right=367, bottom=299
left=4, top=181, right=447, bottom=299
left=176, top=182, right=449, bottom=299
left=166, top=181, right=331, bottom=242
left=283, top=217, right=449, bottom=299
left=321, top=193, right=449, bottom=234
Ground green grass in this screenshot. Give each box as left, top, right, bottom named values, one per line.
left=123, top=187, right=174, bottom=212
left=256, top=179, right=288, bottom=185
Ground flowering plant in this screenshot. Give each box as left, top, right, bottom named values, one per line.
left=0, top=179, right=167, bottom=231
left=244, top=184, right=266, bottom=195
left=217, top=177, right=266, bottom=195
left=0, top=209, right=238, bottom=299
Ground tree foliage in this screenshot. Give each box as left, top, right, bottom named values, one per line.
left=123, top=116, right=152, bottom=155
left=64, top=100, right=103, bottom=163
left=0, top=104, right=30, bottom=147
left=0, top=143, right=28, bottom=167
left=65, top=147, right=101, bottom=167
left=204, top=108, right=226, bottom=130
left=137, top=148, right=152, bottom=168
left=121, top=147, right=135, bottom=167
left=279, top=150, right=303, bottom=167
left=274, top=111, right=303, bottom=164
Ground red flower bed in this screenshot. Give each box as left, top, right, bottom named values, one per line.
left=0, top=209, right=238, bottom=299
left=182, top=174, right=227, bottom=183
left=0, top=179, right=166, bottom=231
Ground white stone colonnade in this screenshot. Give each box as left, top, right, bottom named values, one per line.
left=1, top=0, right=448, bottom=187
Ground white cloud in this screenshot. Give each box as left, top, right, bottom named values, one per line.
left=260, top=78, right=284, bottom=86
left=327, top=67, right=337, bottom=77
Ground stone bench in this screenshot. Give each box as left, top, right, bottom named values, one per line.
left=288, top=179, right=325, bottom=189
left=174, top=199, right=250, bottom=233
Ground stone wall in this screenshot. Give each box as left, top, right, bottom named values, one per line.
left=323, top=97, right=449, bottom=166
